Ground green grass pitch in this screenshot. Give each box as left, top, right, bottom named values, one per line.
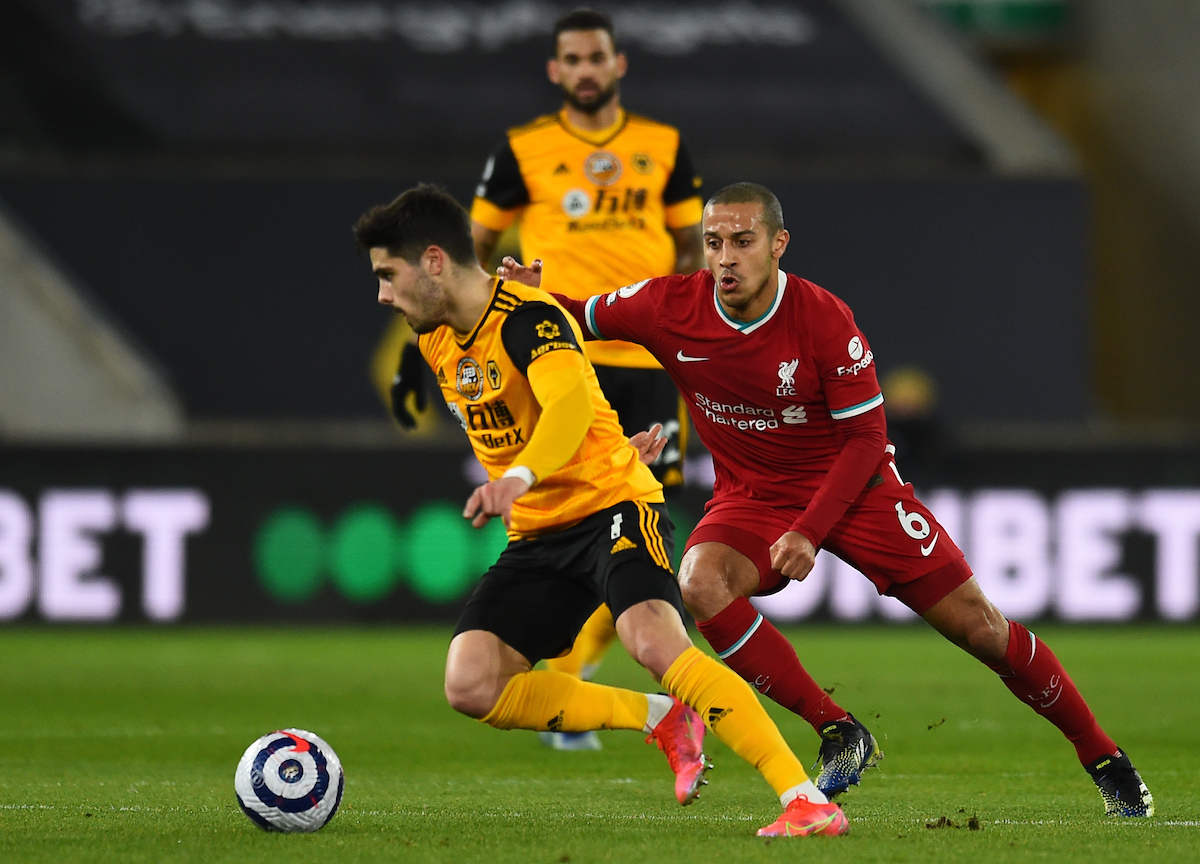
left=1, top=625, right=1197, bottom=863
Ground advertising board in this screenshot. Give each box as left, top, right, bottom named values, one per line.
left=2, top=444, right=1197, bottom=624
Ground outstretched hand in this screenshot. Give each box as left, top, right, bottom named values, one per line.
left=463, top=475, right=531, bottom=529
left=629, top=423, right=668, bottom=466
left=497, top=256, right=543, bottom=288
left=769, top=531, right=817, bottom=581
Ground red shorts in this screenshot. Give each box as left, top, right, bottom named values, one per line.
left=684, top=463, right=971, bottom=615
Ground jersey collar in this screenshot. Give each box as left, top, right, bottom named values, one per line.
left=557, top=108, right=628, bottom=147
left=455, top=276, right=505, bottom=350
left=712, top=270, right=787, bottom=334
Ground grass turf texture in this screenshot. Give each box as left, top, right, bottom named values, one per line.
left=0, top=626, right=1197, bottom=863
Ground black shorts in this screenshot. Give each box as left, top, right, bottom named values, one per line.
left=453, top=499, right=684, bottom=665
left=593, top=365, right=687, bottom=488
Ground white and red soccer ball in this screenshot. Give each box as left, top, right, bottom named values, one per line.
left=235, top=728, right=344, bottom=832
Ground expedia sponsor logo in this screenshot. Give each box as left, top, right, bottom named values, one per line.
left=693, top=391, right=779, bottom=431
left=606, top=279, right=648, bottom=306
left=837, top=349, right=874, bottom=377
left=848, top=336, right=864, bottom=360
left=455, top=357, right=485, bottom=401
left=584, top=151, right=622, bottom=186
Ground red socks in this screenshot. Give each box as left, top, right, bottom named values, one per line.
left=988, top=620, right=1117, bottom=765
left=699, top=600, right=1117, bottom=765
left=697, top=597, right=849, bottom=733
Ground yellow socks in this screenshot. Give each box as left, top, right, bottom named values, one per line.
left=546, top=605, right=617, bottom=679
left=662, top=646, right=810, bottom=798
left=481, top=669, right=647, bottom=733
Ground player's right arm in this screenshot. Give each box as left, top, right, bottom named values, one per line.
left=497, top=255, right=664, bottom=349
left=463, top=303, right=594, bottom=528
left=662, top=139, right=704, bottom=274
left=471, top=223, right=503, bottom=268
left=470, top=137, right=528, bottom=266
left=569, top=277, right=659, bottom=347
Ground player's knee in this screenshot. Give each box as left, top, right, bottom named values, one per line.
left=676, top=565, right=720, bottom=618
left=677, top=567, right=744, bottom=622
left=615, top=600, right=691, bottom=680
left=443, top=667, right=499, bottom=719
left=960, top=610, right=1009, bottom=664
left=624, top=631, right=687, bottom=681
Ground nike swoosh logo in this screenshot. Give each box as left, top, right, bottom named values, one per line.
left=920, top=532, right=940, bottom=557
left=676, top=350, right=709, bottom=362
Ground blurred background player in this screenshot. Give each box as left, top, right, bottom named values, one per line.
left=464, top=7, right=703, bottom=749
left=878, top=366, right=950, bottom=487
left=357, top=183, right=848, bottom=839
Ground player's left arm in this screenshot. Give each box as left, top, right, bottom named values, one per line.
left=770, top=406, right=887, bottom=579
left=663, top=138, right=703, bottom=274
left=471, top=137, right=527, bottom=266
left=771, top=306, right=888, bottom=579
left=497, top=256, right=663, bottom=350
left=463, top=305, right=594, bottom=528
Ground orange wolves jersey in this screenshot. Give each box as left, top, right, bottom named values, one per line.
left=470, top=109, right=702, bottom=369
left=418, top=277, right=663, bottom=539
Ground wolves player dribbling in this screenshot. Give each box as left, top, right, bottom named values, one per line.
left=355, top=183, right=848, bottom=838
left=504, top=182, right=1154, bottom=817
left=470, top=9, right=706, bottom=747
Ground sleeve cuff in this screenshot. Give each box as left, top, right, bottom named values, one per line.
left=502, top=465, right=537, bottom=487
left=664, top=197, right=703, bottom=229
left=583, top=295, right=607, bottom=339
left=470, top=197, right=519, bottom=233
left=829, top=392, right=884, bottom=421
left=787, top=521, right=823, bottom=549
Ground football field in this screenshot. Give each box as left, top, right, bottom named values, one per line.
left=1, top=625, right=1197, bottom=863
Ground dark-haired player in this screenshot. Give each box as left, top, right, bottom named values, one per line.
left=354, top=183, right=849, bottom=838
left=504, top=182, right=1154, bottom=817
left=466, top=6, right=705, bottom=748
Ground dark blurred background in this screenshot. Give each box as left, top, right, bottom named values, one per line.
left=1, top=0, right=1197, bottom=625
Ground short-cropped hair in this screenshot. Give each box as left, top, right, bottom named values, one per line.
left=353, top=184, right=475, bottom=266
left=707, top=182, right=785, bottom=236
left=553, top=8, right=616, bottom=50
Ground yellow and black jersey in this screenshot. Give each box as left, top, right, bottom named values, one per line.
left=418, top=277, right=663, bottom=539
left=470, top=109, right=702, bottom=369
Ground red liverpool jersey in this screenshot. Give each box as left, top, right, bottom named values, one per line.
left=577, top=270, right=885, bottom=507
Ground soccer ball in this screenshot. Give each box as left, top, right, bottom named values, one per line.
left=234, top=728, right=344, bottom=832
